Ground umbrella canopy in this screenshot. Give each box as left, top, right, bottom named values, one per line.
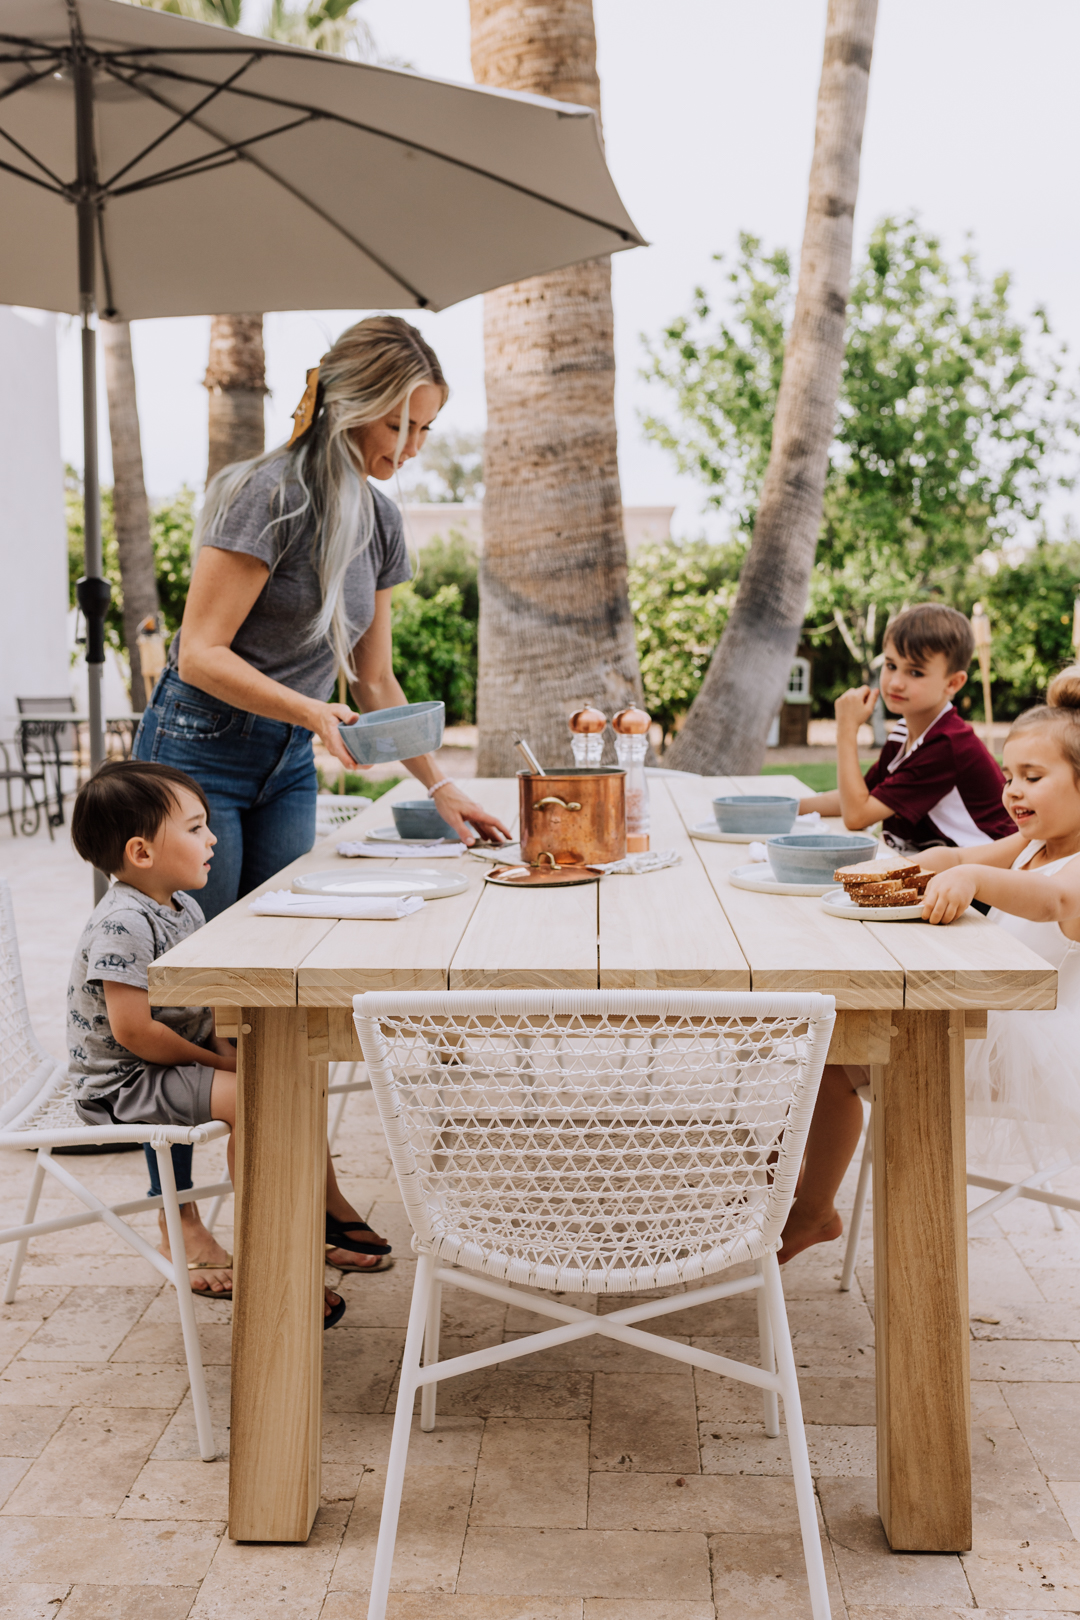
left=0, top=0, right=645, bottom=317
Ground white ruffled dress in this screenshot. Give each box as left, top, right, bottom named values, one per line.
left=966, top=841, right=1080, bottom=1170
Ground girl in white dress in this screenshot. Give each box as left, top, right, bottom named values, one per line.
left=919, top=666, right=1080, bottom=1170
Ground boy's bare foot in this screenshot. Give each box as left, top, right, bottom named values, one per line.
left=158, top=1206, right=232, bottom=1295
left=777, top=1202, right=843, bottom=1265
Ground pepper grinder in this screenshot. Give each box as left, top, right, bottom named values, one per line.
left=569, top=704, right=606, bottom=768
left=612, top=706, right=651, bottom=852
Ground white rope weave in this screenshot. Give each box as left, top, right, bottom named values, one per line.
left=355, top=989, right=835, bottom=1295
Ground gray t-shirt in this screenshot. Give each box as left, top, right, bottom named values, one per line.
left=169, top=457, right=412, bottom=701
left=67, top=882, right=214, bottom=1101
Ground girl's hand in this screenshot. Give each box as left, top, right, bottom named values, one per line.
left=432, top=780, right=512, bottom=847
left=922, top=868, right=980, bottom=925
left=307, top=701, right=366, bottom=771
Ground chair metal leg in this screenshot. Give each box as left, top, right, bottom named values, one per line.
left=204, top=1193, right=227, bottom=1234
left=156, top=1145, right=217, bottom=1462
left=368, top=1251, right=436, bottom=1620
left=840, top=1118, right=873, bottom=1293
left=327, top=1066, right=354, bottom=1150
left=755, top=1262, right=779, bottom=1437
left=420, top=1278, right=443, bottom=1433
left=1019, top=1124, right=1067, bottom=1230
left=764, top=1253, right=831, bottom=1620
left=3, top=1149, right=48, bottom=1303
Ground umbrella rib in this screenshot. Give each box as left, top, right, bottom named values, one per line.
left=100, top=51, right=265, bottom=192
left=106, top=111, right=320, bottom=197
left=0, top=120, right=69, bottom=192
left=0, top=59, right=67, bottom=110
left=0, top=152, right=66, bottom=197
left=92, top=54, right=639, bottom=244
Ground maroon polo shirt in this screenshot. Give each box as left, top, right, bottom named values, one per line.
left=863, top=705, right=1014, bottom=850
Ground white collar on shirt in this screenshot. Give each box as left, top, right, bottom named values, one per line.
left=885, top=702, right=953, bottom=773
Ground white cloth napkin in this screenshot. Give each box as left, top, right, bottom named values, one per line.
left=747, top=812, right=822, bottom=863
left=337, top=839, right=467, bottom=859
left=589, top=849, right=682, bottom=875
left=249, top=889, right=425, bottom=920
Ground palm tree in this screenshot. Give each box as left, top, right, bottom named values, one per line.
left=470, top=0, right=646, bottom=777
left=101, top=320, right=160, bottom=711
left=665, top=0, right=878, bottom=775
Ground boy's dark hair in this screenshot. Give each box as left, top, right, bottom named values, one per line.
left=884, top=604, right=974, bottom=675
left=71, top=760, right=209, bottom=876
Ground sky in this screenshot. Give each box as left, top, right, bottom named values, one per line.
left=56, top=0, right=1080, bottom=540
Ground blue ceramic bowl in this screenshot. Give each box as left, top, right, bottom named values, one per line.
left=712, top=794, right=799, bottom=836
left=339, top=701, right=444, bottom=765
left=391, top=800, right=459, bottom=842
left=766, top=832, right=877, bottom=885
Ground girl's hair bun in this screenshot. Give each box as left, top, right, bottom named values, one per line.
left=1047, top=665, right=1080, bottom=712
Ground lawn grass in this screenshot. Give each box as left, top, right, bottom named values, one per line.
left=757, top=760, right=876, bottom=794
left=319, top=771, right=404, bottom=801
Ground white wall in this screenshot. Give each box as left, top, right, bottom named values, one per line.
left=398, top=504, right=674, bottom=558
left=0, top=307, right=69, bottom=741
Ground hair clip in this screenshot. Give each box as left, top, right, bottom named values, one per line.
left=288, top=365, right=322, bottom=447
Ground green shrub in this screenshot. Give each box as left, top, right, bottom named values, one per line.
left=390, top=581, right=477, bottom=724
left=628, top=539, right=743, bottom=741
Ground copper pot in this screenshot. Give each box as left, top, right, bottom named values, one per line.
left=518, top=768, right=626, bottom=868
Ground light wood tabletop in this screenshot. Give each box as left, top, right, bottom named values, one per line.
left=149, top=773, right=1057, bottom=1552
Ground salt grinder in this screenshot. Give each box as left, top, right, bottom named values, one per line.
left=568, top=704, right=606, bottom=768
left=612, top=706, right=651, bottom=852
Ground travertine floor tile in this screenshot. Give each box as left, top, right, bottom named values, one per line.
left=1026, top=1267, right=1080, bottom=1307
left=0, top=1460, right=31, bottom=1510
left=584, top=1603, right=713, bottom=1620
left=150, top=1365, right=229, bottom=1461
left=962, top=1538, right=1080, bottom=1609
left=1004, top=1382, right=1080, bottom=1477
left=699, top=1423, right=876, bottom=1479
left=0, top=1362, right=190, bottom=1410
left=785, top=1297, right=875, bottom=1348
left=57, top=1586, right=196, bottom=1619
left=844, top=1609, right=976, bottom=1618
left=499, top=1332, right=688, bottom=1374
left=0, top=1519, right=221, bottom=1584
left=590, top=1374, right=698, bottom=1474
left=971, top=1381, right=1017, bottom=1429
left=966, top=1236, right=1045, bottom=1306
left=694, top=1372, right=875, bottom=1428
left=970, top=1340, right=1080, bottom=1382
left=0, top=1583, right=69, bottom=1619
left=18, top=1289, right=157, bottom=1365
left=118, top=1460, right=229, bottom=1521
left=968, top=1303, right=1080, bottom=1339
left=971, top=1427, right=1073, bottom=1542
left=333, top=1464, right=473, bottom=1594
left=427, top=1370, right=592, bottom=1421
left=335, top=1261, right=417, bottom=1329
left=588, top=1472, right=798, bottom=1533
left=186, top=1509, right=344, bottom=1619
left=321, top=1414, right=483, bottom=1470
left=816, top=1480, right=972, bottom=1607
left=322, top=1328, right=404, bottom=1413
left=110, top=1322, right=232, bottom=1367
left=1049, top=1480, right=1080, bottom=1540
left=0, top=1410, right=67, bottom=1458
left=3, top=1410, right=169, bottom=1518
left=324, top=1597, right=581, bottom=1619
left=457, top=1528, right=711, bottom=1600
left=708, top=1530, right=845, bottom=1620
left=471, top=1420, right=588, bottom=1528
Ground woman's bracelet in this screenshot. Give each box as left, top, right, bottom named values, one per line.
left=427, top=777, right=454, bottom=798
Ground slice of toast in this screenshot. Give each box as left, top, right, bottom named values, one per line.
left=910, top=870, right=935, bottom=894
left=854, top=887, right=919, bottom=908
left=835, top=856, right=920, bottom=885
left=850, top=878, right=904, bottom=896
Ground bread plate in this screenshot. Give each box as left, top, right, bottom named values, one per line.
left=820, top=886, right=925, bottom=922
left=727, top=864, right=836, bottom=897
left=293, top=868, right=469, bottom=901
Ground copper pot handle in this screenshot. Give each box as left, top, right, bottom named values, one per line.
left=534, top=796, right=582, bottom=811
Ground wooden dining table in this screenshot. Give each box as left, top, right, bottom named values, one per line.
left=148, top=772, right=1057, bottom=1553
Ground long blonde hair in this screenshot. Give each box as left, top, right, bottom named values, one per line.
left=1008, top=665, right=1080, bottom=778
left=196, top=315, right=448, bottom=677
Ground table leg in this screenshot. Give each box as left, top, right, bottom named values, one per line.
left=872, top=1008, right=971, bottom=1551
left=229, top=1007, right=327, bottom=1541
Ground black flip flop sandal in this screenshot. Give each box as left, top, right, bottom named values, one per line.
left=324, top=1294, right=346, bottom=1330
left=326, top=1211, right=392, bottom=1258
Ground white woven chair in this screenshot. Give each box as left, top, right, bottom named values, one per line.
left=0, top=879, right=230, bottom=1460
left=839, top=1081, right=1079, bottom=1292
left=354, top=988, right=837, bottom=1620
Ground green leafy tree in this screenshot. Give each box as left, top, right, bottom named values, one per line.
left=390, top=583, right=477, bottom=724
left=976, top=537, right=1080, bottom=717
left=67, top=468, right=195, bottom=654
left=627, top=540, right=743, bottom=743
left=643, top=218, right=1079, bottom=710
left=405, top=431, right=485, bottom=504
left=411, top=530, right=480, bottom=620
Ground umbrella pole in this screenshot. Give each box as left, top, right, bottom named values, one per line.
left=72, top=31, right=111, bottom=902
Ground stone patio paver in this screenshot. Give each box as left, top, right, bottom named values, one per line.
left=4, top=821, right=1080, bottom=1616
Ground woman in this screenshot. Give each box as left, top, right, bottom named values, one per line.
left=134, top=314, right=509, bottom=921
left=132, top=315, right=509, bottom=1290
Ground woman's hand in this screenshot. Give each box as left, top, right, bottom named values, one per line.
left=431, top=781, right=512, bottom=847
left=921, top=867, right=980, bottom=925
left=306, top=701, right=366, bottom=771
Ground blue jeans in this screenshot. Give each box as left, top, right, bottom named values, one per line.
left=134, top=668, right=317, bottom=1200
left=133, top=668, right=318, bottom=921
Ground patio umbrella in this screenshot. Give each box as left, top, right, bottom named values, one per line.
left=0, top=0, right=644, bottom=876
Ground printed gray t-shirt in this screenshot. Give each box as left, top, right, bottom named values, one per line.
left=168, top=457, right=412, bottom=700
left=67, top=882, right=214, bottom=1101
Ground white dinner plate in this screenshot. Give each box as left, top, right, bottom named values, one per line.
left=819, top=886, right=926, bottom=922
left=689, top=819, right=762, bottom=844
left=365, top=825, right=458, bottom=845
left=292, top=868, right=469, bottom=901
left=727, top=863, right=837, bottom=897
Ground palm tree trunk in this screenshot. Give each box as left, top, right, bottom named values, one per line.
left=101, top=319, right=159, bottom=712
left=470, top=0, right=645, bottom=777
left=665, top=0, right=878, bottom=776
left=204, top=313, right=267, bottom=485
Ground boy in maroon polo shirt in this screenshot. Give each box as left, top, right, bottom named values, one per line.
left=798, top=603, right=1014, bottom=851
